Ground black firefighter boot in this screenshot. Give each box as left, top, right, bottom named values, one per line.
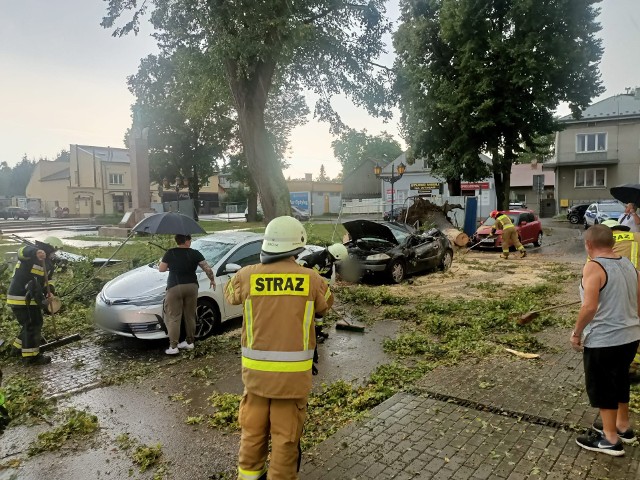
left=22, top=354, right=52, bottom=366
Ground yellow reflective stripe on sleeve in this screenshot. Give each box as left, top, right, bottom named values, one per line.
left=18, top=246, right=29, bottom=260
left=324, top=287, right=332, bottom=300
left=303, top=301, right=314, bottom=350
left=633, top=353, right=640, bottom=365
left=242, top=357, right=313, bottom=372
left=632, top=241, right=638, bottom=268
left=30, top=267, right=44, bottom=276
left=238, top=466, right=267, bottom=480
left=245, top=299, right=254, bottom=349
left=250, top=273, right=310, bottom=296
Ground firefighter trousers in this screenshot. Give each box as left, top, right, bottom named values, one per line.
left=11, top=306, right=44, bottom=357
left=164, top=283, right=198, bottom=348
left=502, top=229, right=524, bottom=253
left=238, top=392, right=307, bottom=480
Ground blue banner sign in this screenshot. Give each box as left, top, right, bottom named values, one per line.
left=290, top=191, right=310, bottom=212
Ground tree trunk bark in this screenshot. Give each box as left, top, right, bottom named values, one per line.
left=447, top=178, right=461, bottom=196
left=225, top=60, right=290, bottom=222
left=492, top=148, right=506, bottom=211
left=247, top=185, right=259, bottom=222
left=406, top=198, right=469, bottom=247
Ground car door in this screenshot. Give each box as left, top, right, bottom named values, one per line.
left=217, top=241, right=262, bottom=319
left=585, top=204, right=597, bottom=225
left=409, top=234, right=441, bottom=272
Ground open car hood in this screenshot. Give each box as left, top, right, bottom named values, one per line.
left=342, top=220, right=401, bottom=245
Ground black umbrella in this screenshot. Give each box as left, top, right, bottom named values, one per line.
left=610, top=184, right=640, bottom=206
left=132, top=212, right=206, bottom=235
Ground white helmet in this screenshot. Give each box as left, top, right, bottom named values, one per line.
left=262, top=216, right=307, bottom=255
left=43, top=236, right=63, bottom=250
left=327, top=243, right=348, bottom=261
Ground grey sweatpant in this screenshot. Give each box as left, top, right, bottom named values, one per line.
left=164, top=283, right=198, bottom=348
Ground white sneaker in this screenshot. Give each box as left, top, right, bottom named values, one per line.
left=177, top=341, right=194, bottom=350
left=165, top=347, right=180, bottom=355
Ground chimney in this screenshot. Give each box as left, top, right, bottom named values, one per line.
left=305, top=173, right=312, bottom=181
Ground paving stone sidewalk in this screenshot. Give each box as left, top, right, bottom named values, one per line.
left=301, top=328, right=640, bottom=478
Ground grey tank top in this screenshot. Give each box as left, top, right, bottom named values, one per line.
left=580, top=256, right=640, bottom=348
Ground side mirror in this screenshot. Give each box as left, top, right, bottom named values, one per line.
left=224, top=263, right=241, bottom=274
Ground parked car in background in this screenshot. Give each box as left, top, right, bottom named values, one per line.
left=342, top=220, right=453, bottom=284
left=508, top=201, right=527, bottom=210
left=472, top=209, right=543, bottom=248
left=583, top=201, right=625, bottom=229
left=291, top=205, right=310, bottom=221
left=566, top=204, right=590, bottom=225
left=95, top=231, right=322, bottom=340
left=0, top=206, right=30, bottom=220
left=383, top=207, right=405, bottom=222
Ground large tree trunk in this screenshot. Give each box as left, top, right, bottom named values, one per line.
left=491, top=148, right=512, bottom=211
left=406, top=198, right=469, bottom=247
left=447, top=178, right=461, bottom=196
left=226, top=60, right=290, bottom=222
left=247, top=185, right=259, bottom=222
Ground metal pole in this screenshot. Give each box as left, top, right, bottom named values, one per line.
left=391, top=164, right=395, bottom=218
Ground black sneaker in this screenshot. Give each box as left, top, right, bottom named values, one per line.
left=22, top=354, right=52, bottom=366
left=592, top=420, right=637, bottom=444
left=576, top=433, right=625, bottom=456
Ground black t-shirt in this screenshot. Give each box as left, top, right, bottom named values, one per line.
left=161, top=247, right=205, bottom=289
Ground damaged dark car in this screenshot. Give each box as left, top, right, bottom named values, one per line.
left=342, top=220, right=453, bottom=284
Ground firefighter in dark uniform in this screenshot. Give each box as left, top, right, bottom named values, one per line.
left=297, top=243, right=348, bottom=343
left=7, top=236, right=63, bottom=365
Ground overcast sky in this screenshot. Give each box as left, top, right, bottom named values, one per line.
left=1, top=0, right=639, bottom=179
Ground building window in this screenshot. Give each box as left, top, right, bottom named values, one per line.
left=575, top=168, right=606, bottom=188
left=576, top=133, right=606, bottom=153
left=109, top=173, right=124, bottom=185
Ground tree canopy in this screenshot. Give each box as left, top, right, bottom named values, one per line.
left=103, top=0, right=394, bottom=220
left=332, top=128, right=403, bottom=176
left=395, top=0, right=603, bottom=205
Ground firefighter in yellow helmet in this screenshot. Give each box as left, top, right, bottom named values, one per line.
left=7, top=236, right=63, bottom=365
left=225, top=216, right=334, bottom=480
left=601, top=219, right=640, bottom=381
left=490, top=210, right=527, bottom=259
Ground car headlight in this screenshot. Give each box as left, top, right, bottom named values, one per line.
left=366, top=253, right=391, bottom=261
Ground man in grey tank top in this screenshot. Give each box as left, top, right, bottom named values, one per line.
left=571, top=225, right=640, bottom=456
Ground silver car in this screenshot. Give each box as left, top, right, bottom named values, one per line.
left=95, top=231, right=322, bottom=340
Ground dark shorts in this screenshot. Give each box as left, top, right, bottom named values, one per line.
left=583, top=340, right=640, bottom=409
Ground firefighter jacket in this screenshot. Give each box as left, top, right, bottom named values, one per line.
left=224, top=257, right=334, bottom=399
left=298, top=249, right=333, bottom=281
left=613, top=231, right=640, bottom=269
left=7, top=245, right=56, bottom=308
left=491, top=214, right=515, bottom=234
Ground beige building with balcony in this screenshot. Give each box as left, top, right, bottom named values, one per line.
left=26, top=144, right=135, bottom=216
left=545, top=90, right=640, bottom=210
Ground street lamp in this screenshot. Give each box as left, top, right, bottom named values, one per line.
left=163, top=176, right=190, bottom=213
left=374, top=161, right=406, bottom=218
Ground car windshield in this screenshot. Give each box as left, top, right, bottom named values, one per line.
left=190, top=238, right=237, bottom=266
left=386, top=224, right=412, bottom=243
left=482, top=215, right=517, bottom=227
left=599, top=204, right=623, bottom=212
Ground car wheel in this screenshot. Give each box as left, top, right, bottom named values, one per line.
left=568, top=214, right=580, bottom=224
left=387, top=259, right=405, bottom=284
left=195, top=298, right=221, bottom=339
left=440, top=250, right=453, bottom=271
left=533, top=232, right=542, bottom=247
